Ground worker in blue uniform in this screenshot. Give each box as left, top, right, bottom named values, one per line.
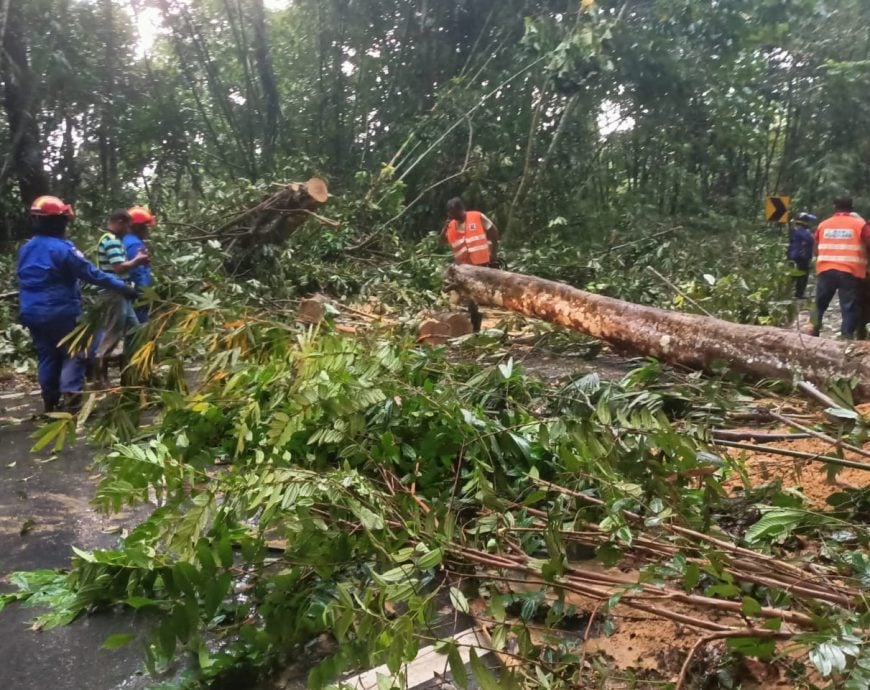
left=123, top=206, right=156, bottom=323
left=17, top=195, right=138, bottom=413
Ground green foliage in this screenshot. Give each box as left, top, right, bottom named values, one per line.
left=7, top=1, right=870, bottom=688
left=9, top=290, right=870, bottom=688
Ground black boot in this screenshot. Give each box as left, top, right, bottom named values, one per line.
left=467, top=301, right=483, bottom=333
left=63, top=392, right=82, bottom=414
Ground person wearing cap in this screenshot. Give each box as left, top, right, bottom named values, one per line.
left=93, top=209, right=150, bottom=384
left=17, top=195, right=138, bottom=413
left=123, top=207, right=156, bottom=323
left=787, top=212, right=816, bottom=299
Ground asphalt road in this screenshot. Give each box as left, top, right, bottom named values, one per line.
left=0, top=391, right=153, bottom=690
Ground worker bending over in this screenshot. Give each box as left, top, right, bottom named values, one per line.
left=440, top=197, right=501, bottom=332
left=813, top=196, right=870, bottom=338
left=17, top=196, right=137, bottom=413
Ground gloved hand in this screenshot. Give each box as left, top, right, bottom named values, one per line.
left=487, top=257, right=504, bottom=270
left=121, top=285, right=142, bottom=300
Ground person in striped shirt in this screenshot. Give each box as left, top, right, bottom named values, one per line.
left=93, top=209, right=149, bottom=384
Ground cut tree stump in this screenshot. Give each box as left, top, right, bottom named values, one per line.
left=444, top=265, right=870, bottom=400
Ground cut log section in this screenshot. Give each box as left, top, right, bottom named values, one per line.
left=297, top=294, right=331, bottom=324
left=417, top=312, right=473, bottom=345
left=444, top=265, right=870, bottom=399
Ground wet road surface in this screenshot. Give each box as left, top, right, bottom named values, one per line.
left=0, top=390, right=153, bottom=690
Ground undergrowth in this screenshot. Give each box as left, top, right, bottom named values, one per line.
left=2, top=295, right=868, bottom=689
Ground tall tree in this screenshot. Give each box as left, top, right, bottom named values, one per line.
left=250, top=0, right=281, bottom=171
left=0, top=0, right=49, bottom=208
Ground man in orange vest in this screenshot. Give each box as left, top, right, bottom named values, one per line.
left=812, top=196, right=870, bottom=338
left=440, top=197, right=501, bottom=332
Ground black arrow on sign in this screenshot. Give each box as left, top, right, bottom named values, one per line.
left=768, top=197, right=788, bottom=222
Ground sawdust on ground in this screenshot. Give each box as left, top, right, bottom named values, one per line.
left=721, top=425, right=870, bottom=507
left=474, top=562, right=819, bottom=688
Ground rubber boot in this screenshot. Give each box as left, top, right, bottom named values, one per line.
left=63, top=392, right=82, bottom=415
left=467, top=301, right=483, bottom=333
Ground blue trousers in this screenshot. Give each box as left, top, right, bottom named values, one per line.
left=815, top=269, right=862, bottom=337
left=25, top=316, right=86, bottom=410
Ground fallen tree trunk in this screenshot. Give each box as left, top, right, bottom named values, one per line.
left=444, top=265, right=870, bottom=400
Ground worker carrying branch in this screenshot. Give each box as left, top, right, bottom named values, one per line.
left=440, top=197, right=500, bottom=332
left=17, top=195, right=138, bottom=413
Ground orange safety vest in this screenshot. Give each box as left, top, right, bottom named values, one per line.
left=446, top=211, right=491, bottom=265
left=816, top=213, right=868, bottom=279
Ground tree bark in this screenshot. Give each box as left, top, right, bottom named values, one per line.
left=0, top=0, right=49, bottom=208
left=250, top=0, right=281, bottom=170
left=444, top=265, right=870, bottom=399
left=217, top=177, right=329, bottom=275
left=219, top=177, right=329, bottom=246
left=99, top=0, right=119, bottom=198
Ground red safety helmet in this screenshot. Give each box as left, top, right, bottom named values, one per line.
left=128, top=206, right=156, bottom=226
left=30, top=195, right=75, bottom=218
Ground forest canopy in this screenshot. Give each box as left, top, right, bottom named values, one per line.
left=2, top=0, right=870, bottom=240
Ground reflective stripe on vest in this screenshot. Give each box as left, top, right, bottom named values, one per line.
left=816, top=214, right=868, bottom=279
left=446, top=211, right=491, bottom=265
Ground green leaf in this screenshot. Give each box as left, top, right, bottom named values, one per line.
left=71, top=546, right=96, bottom=563
left=726, top=636, right=776, bottom=659
left=415, top=547, right=443, bottom=570
left=824, top=407, right=859, bottom=421
left=469, top=649, right=501, bottom=690
left=447, top=644, right=469, bottom=689
left=682, top=563, right=700, bottom=591
left=449, top=587, right=469, bottom=614
left=810, top=641, right=854, bottom=677
left=741, top=596, right=762, bottom=617
left=489, top=595, right=506, bottom=623
left=102, top=632, right=135, bottom=649
left=126, top=596, right=158, bottom=609
left=198, top=643, right=214, bottom=670
left=744, top=508, right=810, bottom=544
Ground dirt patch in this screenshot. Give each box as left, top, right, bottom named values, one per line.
left=721, top=428, right=870, bottom=507
left=582, top=608, right=696, bottom=677
left=0, top=370, right=33, bottom=395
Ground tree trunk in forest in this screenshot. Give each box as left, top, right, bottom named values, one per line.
left=250, top=0, right=281, bottom=170
left=99, top=0, right=119, bottom=199
left=0, top=1, right=49, bottom=208
left=445, top=265, right=870, bottom=399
